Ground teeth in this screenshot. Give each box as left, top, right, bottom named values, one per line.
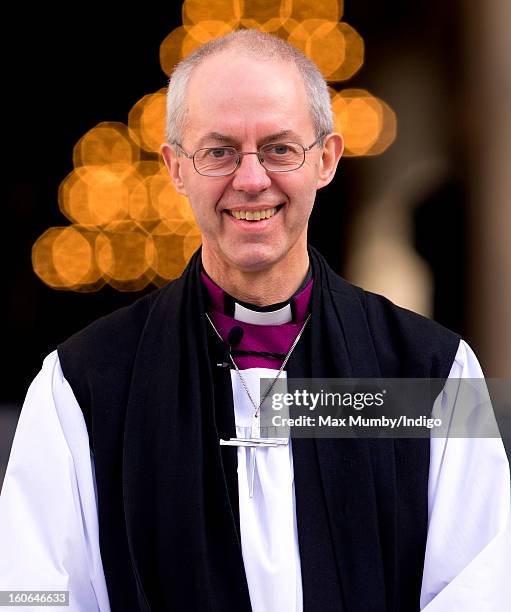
left=230, top=207, right=278, bottom=221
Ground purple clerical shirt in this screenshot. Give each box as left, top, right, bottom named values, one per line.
left=200, top=270, right=313, bottom=370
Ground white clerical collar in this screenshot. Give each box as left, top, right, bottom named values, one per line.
left=233, top=302, right=293, bottom=326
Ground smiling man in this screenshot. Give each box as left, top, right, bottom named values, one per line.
left=161, top=41, right=341, bottom=302
left=1, top=29, right=510, bottom=612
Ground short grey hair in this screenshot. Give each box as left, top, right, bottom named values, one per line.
left=165, top=29, right=333, bottom=145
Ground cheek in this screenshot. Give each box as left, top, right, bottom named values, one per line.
left=279, top=176, right=316, bottom=215
left=186, top=184, right=227, bottom=230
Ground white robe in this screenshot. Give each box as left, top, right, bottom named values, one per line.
left=0, top=340, right=509, bottom=611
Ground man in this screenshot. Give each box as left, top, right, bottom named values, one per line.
left=1, top=29, right=510, bottom=612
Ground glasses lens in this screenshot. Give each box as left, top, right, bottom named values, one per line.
left=260, top=143, right=304, bottom=171
left=194, top=147, right=238, bottom=176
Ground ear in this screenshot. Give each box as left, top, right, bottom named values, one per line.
left=316, top=133, right=344, bottom=190
left=160, top=143, right=188, bottom=195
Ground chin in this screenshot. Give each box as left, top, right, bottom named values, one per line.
left=225, top=244, right=285, bottom=272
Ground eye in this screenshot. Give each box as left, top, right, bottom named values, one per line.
left=269, top=144, right=290, bottom=155
left=209, top=148, right=228, bottom=158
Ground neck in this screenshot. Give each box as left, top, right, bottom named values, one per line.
left=201, top=245, right=310, bottom=307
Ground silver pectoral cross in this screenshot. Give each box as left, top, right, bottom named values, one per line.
left=219, top=438, right=289, bottom=447
left=219, top=414, right=288, bottom=497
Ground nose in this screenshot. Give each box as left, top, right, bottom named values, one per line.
left=231, top=152, right=272, bottom=194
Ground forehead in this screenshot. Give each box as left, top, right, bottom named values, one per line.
left=183, top=50, right=314, bottom=142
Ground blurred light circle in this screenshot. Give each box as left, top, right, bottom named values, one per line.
left=288, top=19, right=363, bottom=81
left=149, top=221, right=190, bottom=282
left=332, top=89, right=380, bottom=155
left=239, top=17, right=291, bottom=33
left=59, top=165, right=131, bottom=225
left=284, top=0, right=343, bottom=22
left=289, top=20, right=345, bottom=77
left=363, top=97, right=397, bottom=156
left=32, top=226, right=104, bottom=291
left=145, top=167, right=197, bottom=224
left=134, top=160, right=165, bottom=178
left=73, top=122, right=139, bottom=167
left=240, top=0, right=291, bottom=25
left=332, top=89, right=396, bottom=156
left=182, top=0, right=241, bottom=26
left=160, top=26, right=188, bottom=77
left=33, top=228, right=72, bottom=289
left=328, top=22, right=364, bottom=81
left=128, top=89, right=167, bottom=153
left=52, top=227, right=97, bottom=286
left=182, top=224, right=202, bottom=261
left=115, top=163, right=152, bottom=222
left=96, top=221, right=154, bottom=290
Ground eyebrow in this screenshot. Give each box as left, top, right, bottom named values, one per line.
left=196, top=130, right=299, bottom=148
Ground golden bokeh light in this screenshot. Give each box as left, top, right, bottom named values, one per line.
left=275, top=17, right=301, bottom=36
left=52, top=227, right=101, bottom=287
left=182, top=0, right=241, bottom=27
left=284, top=0, right=343, bottom=22
left=287, top=19, right=363, bottom=81
left=181, top=21, right=237, bottom=57
left=240, top=0, right=291, bottom=28
left=149, top=220, right=202, bottom=285
left=145, top=167, right=197, bottom=225
left=239, top=17, right=290, bottom=33
left=363, top=96, right=397, bottom=156
left=128, top=89, right=167, bottom=153
left=134, top=160, right=165, bottom=178
left=96, top=221, right=155, bottom=291
left=332, top=89, right=381, bottom=155
left=33, top=228, right=74, bottom=289
left=329, top=22, right=364, bottom=81
left=181, top=222, right=203, bottom=260
left=127, top=161, right=165, bottom=223
left=160, top=26, right=188, bottom=77
left=59, top=165, right=131, bottom=225
left=149, top=221, right=190, bottom=283
left=73, top=122, right=139, bottom=167
left=288, top=20, right=345, bottom=75
left=32, top=227, right=104, bottom=291
left=332, top=89, right=396, bottom=156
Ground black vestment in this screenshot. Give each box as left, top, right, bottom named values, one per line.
left=58, top=246, right=460, bottom=611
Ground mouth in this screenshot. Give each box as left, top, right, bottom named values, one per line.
left=223, top=204, right=284, bottom=223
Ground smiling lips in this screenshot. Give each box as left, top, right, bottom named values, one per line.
left=228, top=206, right=280, bottom=221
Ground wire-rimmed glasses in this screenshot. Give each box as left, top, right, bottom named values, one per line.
left=173, top=135, right=326, bottom=177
